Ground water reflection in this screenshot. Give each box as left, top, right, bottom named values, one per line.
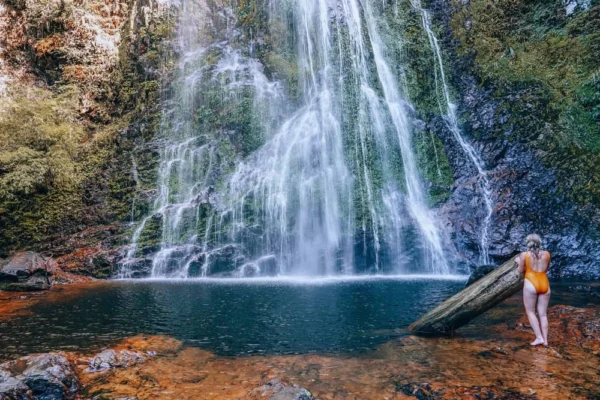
left=0, top=279, right=464, bottom=359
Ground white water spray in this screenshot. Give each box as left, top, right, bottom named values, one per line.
left=412, top=0, right=494, bottom=265
left=122, top=0, right=456, bottom=278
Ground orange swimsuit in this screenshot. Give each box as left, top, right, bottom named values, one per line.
left=524, top=252, right=550, bottom=295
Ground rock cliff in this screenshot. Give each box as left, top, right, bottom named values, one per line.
left=0, top=0, right=598, bottom=278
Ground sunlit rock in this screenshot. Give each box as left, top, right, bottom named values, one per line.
left=0, top=252, right=56, bottom=291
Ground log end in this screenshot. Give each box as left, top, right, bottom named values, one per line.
left=408, top=256, right=522, bottom=337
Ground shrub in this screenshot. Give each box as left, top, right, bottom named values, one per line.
left=0, top=86, right=83, bottom=200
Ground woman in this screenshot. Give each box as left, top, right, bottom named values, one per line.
left=516, top=234, right=551, bottom=346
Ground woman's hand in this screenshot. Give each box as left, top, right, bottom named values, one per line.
left=516, top=253, right=525, bottom=274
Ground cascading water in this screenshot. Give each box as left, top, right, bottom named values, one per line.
left=121, top=0, right=457, bottom=279
left=411, top=0, right=494, bottom=265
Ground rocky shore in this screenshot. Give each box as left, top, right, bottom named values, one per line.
left=0, top=282, right=598, bottom=400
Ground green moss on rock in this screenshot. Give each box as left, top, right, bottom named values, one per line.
left=449, top=0, right=600, bottom=207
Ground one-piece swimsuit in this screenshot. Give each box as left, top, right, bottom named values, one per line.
left=524, top=251, right=549, bottom=295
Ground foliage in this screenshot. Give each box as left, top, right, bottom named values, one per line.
left=0, top=0, right=175, bottom=256
left=451, top=0, right=599, bottom=145
left=450, top=0, right=600, bottom=206
left=0, top=86, right=83, bottom=200
left=415, top=126, right=454, bottom=205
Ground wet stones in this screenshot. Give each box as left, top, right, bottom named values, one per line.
left=0, top=353, right=79, bottom=400
left=250, top=378, right=314, bottom=400
left=396, top=381, right=441, bottom=399
left=0, top=252, right=56, bottom=291
left=85, top=349, right=153, bottom=373
left=120, top=258, right=154, bottom=279
left=396, top=380, right=537, bottom=400
left=515, top=305, right=600, bottom=352
left=568, top=285, right=600, bottom=299
left=0, top=369, right=31, bottom=399
left=0, top=337, right=167, bottom=399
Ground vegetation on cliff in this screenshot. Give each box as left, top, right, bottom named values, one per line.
left=0, top=0, right=174, bottom=264
left=449, top=0, right=600, bottom=207
left=0, top=0, right=598, bottom=276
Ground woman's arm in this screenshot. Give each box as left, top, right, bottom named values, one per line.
left=516, top=252, right=525, bottom=274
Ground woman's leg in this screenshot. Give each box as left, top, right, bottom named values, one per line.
left=523, top=279, right=544, bottom=345
left=537, top=288, right=551, bottom=346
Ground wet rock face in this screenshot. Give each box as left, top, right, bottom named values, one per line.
left=429, top=0, right=600, bottom=278
left=435, top=72, right=600, bottom=277
left=0, top=353, right=79, bottom=400
left=120, top=257, right=154, bottom=279
left=0, top=252, right=56, bottom=291
left=52, top=225, right=125, bottom=279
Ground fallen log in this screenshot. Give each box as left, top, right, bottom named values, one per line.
left=409, top=256, right=522, bottom=335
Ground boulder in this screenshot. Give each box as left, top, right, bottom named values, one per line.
left=250, top=378, right=314, bottom=400
left=0, top=369, right=32, bottom=399
left=85, top=349, right=150, bottom=373
left=119, top=258, right=153, bottom=279
left=0, top=353, right=79, bottom=400
left=205, top=245, right=245, bottom=276
left=0, top=252, right=56, bottom=291
left=465, top=264, right=496, bottom=287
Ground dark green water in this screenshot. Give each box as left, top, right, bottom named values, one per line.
left=0, top=278, right=594, bottom=360
left=0, top=277, right=465, bottom=359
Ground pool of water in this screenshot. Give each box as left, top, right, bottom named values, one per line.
left=0, top=277, right=469, bottom=359
left=0, top=277, right=594, bottom=360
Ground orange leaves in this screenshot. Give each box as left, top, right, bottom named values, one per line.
left=32, top=35, right=62, bottom=57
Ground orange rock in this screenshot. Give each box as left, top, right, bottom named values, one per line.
left=76, top=304, right=600, bottom=399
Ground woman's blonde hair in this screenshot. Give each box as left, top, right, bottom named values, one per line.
left=526, top=233, right=542, bottom=258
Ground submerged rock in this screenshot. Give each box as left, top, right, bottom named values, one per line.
left=269, top=387, right=314, bottom=400
left=0, top=353, right=79, bottom=400
left=0, top=252, right=56, bottom=291
left=568, top=285, right=600, bottom=299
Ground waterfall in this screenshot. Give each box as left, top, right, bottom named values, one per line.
left=411, top=0, right=494, bottom=265
left=121, top=0, right=455, bottom=278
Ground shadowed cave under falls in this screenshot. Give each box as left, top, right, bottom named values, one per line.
left=121, top=0, right=493, bottom=279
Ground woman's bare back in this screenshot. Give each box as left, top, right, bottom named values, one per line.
left=522, top=250, right=550, bottom=273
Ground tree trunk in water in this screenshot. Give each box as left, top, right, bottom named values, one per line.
left=409, top=256, right=522, bottom=335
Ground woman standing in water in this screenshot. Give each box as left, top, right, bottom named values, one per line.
left=516, top=234, right=551, bottom=346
